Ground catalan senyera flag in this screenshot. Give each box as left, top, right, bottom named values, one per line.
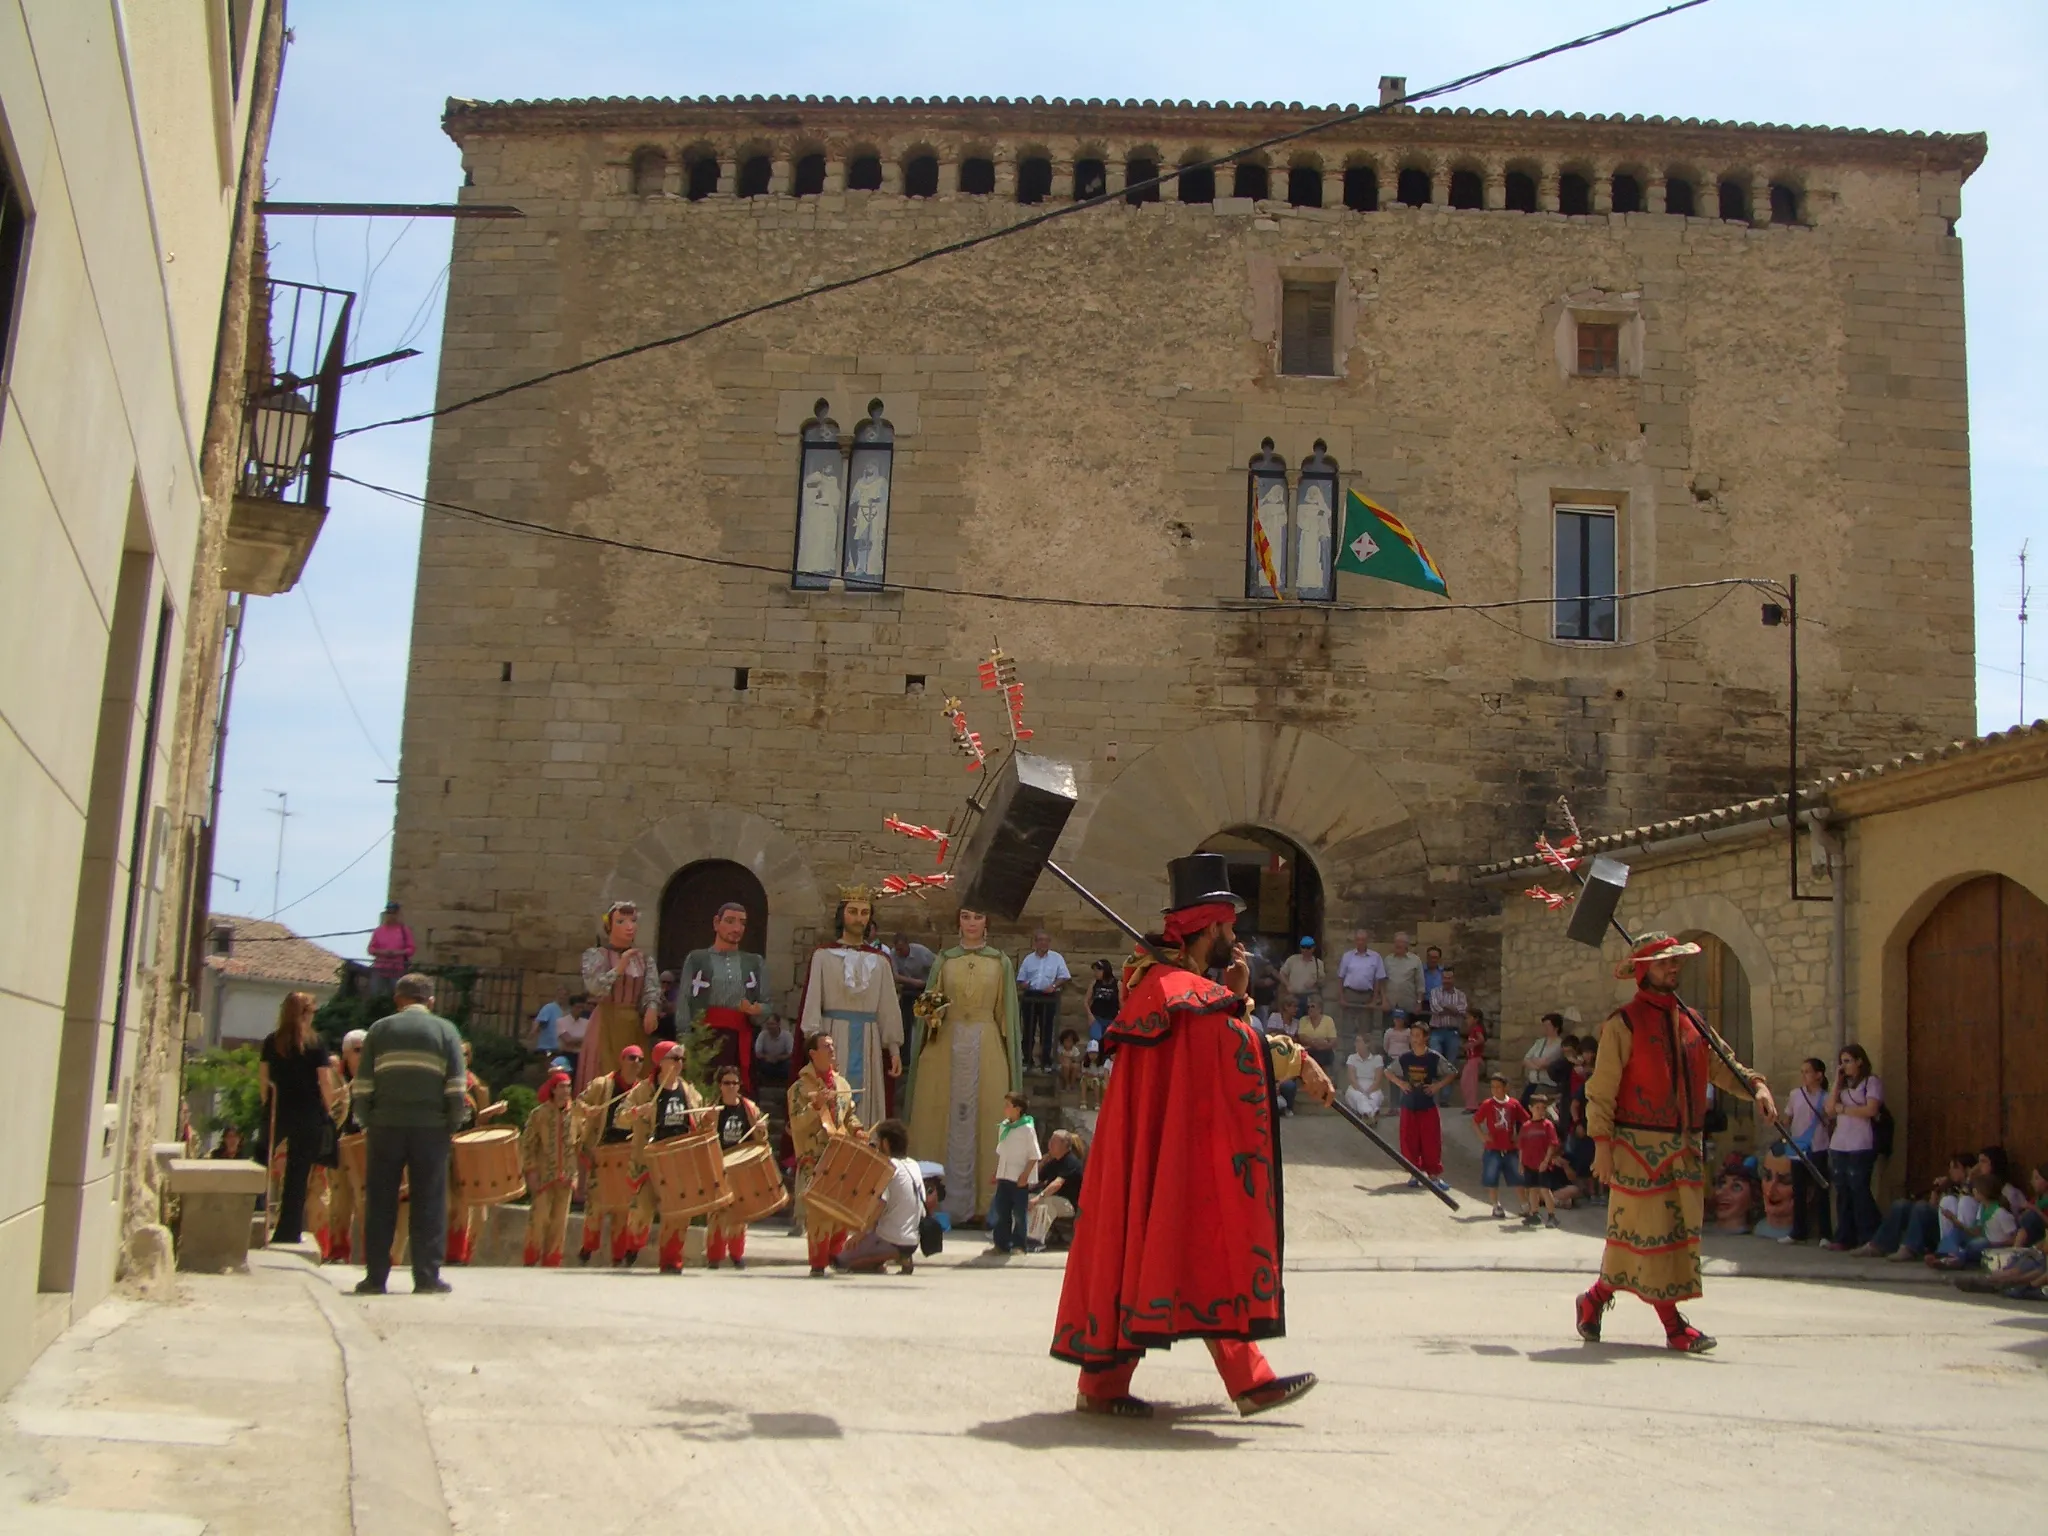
left=1250, top=509, right=1284, bottom=599
left=1336, top=489, right=1449, bottom=598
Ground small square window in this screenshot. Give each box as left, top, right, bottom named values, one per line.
left=1576, top=322, right=1621, bottom=377
left=1280, top=282, right=1336, bottom=377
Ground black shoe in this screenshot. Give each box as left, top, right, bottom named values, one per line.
left=730, top=1257, right=746, bottom=1271
left=577, top=1249, right=595, bottom=1266
left=1235, top=1373, right=1317, bottom=1418
left=1575, top=1288, right=1611, bottom=1343
left=1075, top=1393, right=1155, bottom=1419
left=353, top=1279, right=386, bottom=1296
left=414, top=1278, right=453, bottom=1295
left=809, top=1266, right=827, bottom=1277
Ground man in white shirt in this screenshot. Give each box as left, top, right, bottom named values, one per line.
left=1342, top=1033, right=1386, bottom=1120
left=753, top=1015, right=795, bottom=1096
left=1015, top=932, right=1072, bottom=1072
left=1278, top=938, right=1325, bottom=1018
left=836, top=1118, right=927, bottom=1275
left=1335, top=930, right=1387, bottom=1039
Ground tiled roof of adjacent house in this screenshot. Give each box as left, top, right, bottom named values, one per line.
left=1475, top=720, right=2048, bottom=878
left=202, top=914, right=345, bottom=988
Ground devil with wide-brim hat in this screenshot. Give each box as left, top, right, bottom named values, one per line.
left=1573, top=930, right=1776, bottom=1354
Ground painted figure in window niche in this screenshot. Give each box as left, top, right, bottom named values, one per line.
left=1712, top=1155, right=1759, bottom=1233
left=845, top=458, right=890, bottom=581
left=796, top=885, right=903, bottom=1128
left=797, top=460, right=844, bottom=576
left=683, top=902, right=768, bottom=1095
left=1294, top=479, right=1333, bottom=592
left=905, top=904, right=1022, bottom=1221
left=578, top=901, right=659, bottom=1084
left=1254, top=479, right=1288, bottom=592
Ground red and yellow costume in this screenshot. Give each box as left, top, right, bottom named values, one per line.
left=707, top=1096, right=769, bottom=1267
left=520, top=1071, right=577, bottom=1266
left=577, top=1053, right=652, bottom=1265
left=1579, top=933, right=1765, bottom=1352
left=1050, top=898, right=1308, bottom=1409
left=788, top=1059, right=860, bottom=1271
left=446, top=1070, right=491, bottom=1265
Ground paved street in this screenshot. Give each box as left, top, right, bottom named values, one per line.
left=4, top=1111, right=2043, bottom=1534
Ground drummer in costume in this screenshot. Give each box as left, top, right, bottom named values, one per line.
left=576, top=1043, right=650, bottom=1266
left=797, top=886, right=903, bottom=1127
left=633, top=1040, right=707, bottom=1274
left=905, top=905, right=1022, bottom=1223
left=682, top=903, right=769, bottom=1095
left=1052, top=854, right=1335, bottom=1419
left=788, top=1032, right=861, bottom=1275
left=321, top=1029, right=367, bottom=1263
left=520, top=1070, right=577, bottom=1266
left=578, top=901, right=659, bottom=1085
left=445, top=1041, right=495, bottom=1265
left=1575, top=933, right=1777, bottom=1353
left=707, top=1065, right=770, bottom=1269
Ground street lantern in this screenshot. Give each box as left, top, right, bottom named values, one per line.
left=243, top=385, right=315, bottom=495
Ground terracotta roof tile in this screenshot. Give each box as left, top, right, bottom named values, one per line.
left=202, top=914, right=345, bottom=989
left=1474, top=720, right=2048, bottom=878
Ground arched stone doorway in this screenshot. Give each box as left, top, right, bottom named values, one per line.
left=1198, top=826, right=1324, bottom=960
left=1905, top=874, right=2048, bottom=1193
left=658, top=860, right=769, bottom=977
left=1677, top=932, right=1757, bottom=1158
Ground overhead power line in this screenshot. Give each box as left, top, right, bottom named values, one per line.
left=335, top=0, right=1712, bottom=443
left=335, top=468, right=1784, bottom=620
left=268, top=829, right=393, bottom=920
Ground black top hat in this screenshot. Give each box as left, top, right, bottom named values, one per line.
left=1164, top=853, right=1247, bottom=914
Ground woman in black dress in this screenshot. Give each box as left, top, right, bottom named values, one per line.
left=258, top=991, right=336, bottom=1244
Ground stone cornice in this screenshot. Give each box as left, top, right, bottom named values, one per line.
left=442, top=95, right=1986, bottom=176
left=1824, top=723, right=2048, bottom=819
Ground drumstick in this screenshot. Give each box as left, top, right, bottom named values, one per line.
left=477, top=1100, right=509, bottom=1123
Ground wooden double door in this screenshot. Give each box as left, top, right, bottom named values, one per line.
left=1905, top=875, right=2048, bottom=1193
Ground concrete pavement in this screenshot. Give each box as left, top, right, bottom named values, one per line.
left=4, top=1107, right=2042, bottom=1534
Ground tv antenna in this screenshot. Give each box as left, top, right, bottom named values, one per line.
left=2020, top=542, right=2032, bottom=724
left=265, top=790, right=292, bottom=918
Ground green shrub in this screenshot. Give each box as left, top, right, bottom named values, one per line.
left=185, top=1047, right=263, bottom=1137
left=499, top=1084, right=537, bottom=1131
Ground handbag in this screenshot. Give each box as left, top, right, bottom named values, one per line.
left=1872, top=1100, right=1895, bottom=1158
left=918, top=1213, right=945, bottom=1257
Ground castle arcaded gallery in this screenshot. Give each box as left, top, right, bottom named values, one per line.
left=392, top=90, right=1983, bottom=1013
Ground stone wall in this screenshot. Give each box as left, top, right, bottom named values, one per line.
left=1494, top=826, right=1835, bottom=1090
left=394, top=97, right=1980, bottom=1008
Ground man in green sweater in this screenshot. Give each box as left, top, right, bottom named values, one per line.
left=354, top=972, right=470, bottom=1295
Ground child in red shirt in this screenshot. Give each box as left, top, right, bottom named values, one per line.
left=1518, top=1090, right=1564, bottom=1227
left=1472, top=1073, right=1530, bottom=1218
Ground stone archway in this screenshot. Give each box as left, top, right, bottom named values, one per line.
left=602, top=808, right=821, bottom=1002
left=1065, top=721, right=1426, bottom=923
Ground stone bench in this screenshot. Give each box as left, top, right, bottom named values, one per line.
left=164, top=1159, right=268, bottom=1273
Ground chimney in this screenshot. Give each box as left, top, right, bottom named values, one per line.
left=1379, top=76, right=1407, bottom=108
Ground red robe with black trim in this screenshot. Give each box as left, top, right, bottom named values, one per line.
left=1050, top=962, right=1286, bottom=1370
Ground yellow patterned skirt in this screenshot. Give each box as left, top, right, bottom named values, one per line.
left=1600, top=1126, right=1705, bottom=1302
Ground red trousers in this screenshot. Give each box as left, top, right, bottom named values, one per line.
left=1078, top=1340, right=1276, bottom=1403
left=1399, top=1106, right=1444, bottom=1177
left=707, top=1226, right=747, bottom=1263
left=807, top=1228, right=847, bottom=1269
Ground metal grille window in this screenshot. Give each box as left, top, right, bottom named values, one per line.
left=1576, top=321, right=1621, bottom=376
left=1280, top=282, right=1336, bottom=377
left=793, top=399, right=893, bottom=591
left=1554, top=505, right=1618, bottom=641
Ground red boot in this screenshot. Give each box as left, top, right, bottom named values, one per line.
left=523, top=1243, right=541, bottom=1267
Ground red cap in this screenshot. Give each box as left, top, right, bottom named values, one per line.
left=619, top=1045, right=645, bottom=1061
left=650, top=1040, right=678, bottom=1066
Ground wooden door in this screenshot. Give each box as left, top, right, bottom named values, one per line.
left=2001, top=879, right=2048, bottom=1175
left=1906, top=875, right=2048, bottom=1193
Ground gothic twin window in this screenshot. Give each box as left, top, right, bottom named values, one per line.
left=793, top=399, right=894, bottom=590
left=1245, top=439, right=1338, bottom=602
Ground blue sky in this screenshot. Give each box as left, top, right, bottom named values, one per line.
left=224, top=0, right=2045, bottom=951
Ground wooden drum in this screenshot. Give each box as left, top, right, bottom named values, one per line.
left=646, top=1131, right=731, bottom=1220
left=450, top=1129, right=524, bottom=1206
left=804, top=1135, right=891, bottom=1232
left=590, top=1143, right=639, bottom=1210
left=339, top=1131, right=368, bottom=1198
left=720, top=1145, right=789, bottom=1225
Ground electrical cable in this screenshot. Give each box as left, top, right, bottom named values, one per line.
left=335, top=0, right=1712, bottom=443
left=268, top=829, right=393, bottom=920
left=299, top=585, right=397, bottom=774
left=334, top=467, right=1787, bottom=617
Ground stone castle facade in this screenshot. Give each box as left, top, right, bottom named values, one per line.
left=393, top=92, right=1983, bottom=1012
